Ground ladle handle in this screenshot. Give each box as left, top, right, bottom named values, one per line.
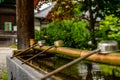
left=11, top=44, right=38, bottom=59
left=22, top=45, right=55, bottom=64
left=41, top=49, right=100, bottom=80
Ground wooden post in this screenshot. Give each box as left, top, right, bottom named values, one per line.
left=16, top=0, right=34, bottom=50
left=30, top=39, right=36, bottom=47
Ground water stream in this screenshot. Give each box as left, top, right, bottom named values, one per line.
left=21, top=52, right=120, bottom=80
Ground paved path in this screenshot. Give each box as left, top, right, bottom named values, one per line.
left=0, top=47, right=16, bottom=67
left=0, top=47, right=17, bottom=79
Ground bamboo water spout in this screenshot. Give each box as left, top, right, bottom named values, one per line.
left=35, top=46, right=120, bottom=66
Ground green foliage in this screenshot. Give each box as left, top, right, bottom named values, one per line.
left=97, top=15, right=120, bottom=45
left=47, top=0, right=120, bottom=46
left=46, top=20, right=73, bottom=46
left=72, top=1, right=83, bottom=17
left=71, top=20, right=90, bottom=48
left=3, top=72, right=8, bottom=80
left=82, top=0, right=120, bottom=18
left=35, top=29, right=41, bottom=41
left=99, top=64, right=120, bottom=76
left=11, top=44, right=17, bottom=48
left=0, top=69, right=8, bottom=80
left=35, top=20, right=91, bottom=49
left=35, top=28, right=46, bottom=41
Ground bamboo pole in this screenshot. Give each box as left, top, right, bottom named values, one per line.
left=35, top=46, right=120, bottom=66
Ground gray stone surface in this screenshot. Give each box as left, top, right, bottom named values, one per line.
left=6, top=56, right=52, bottom=80
left=0, top=47, right=15, bottom=80
left=0, top=47, right=52, bottom=80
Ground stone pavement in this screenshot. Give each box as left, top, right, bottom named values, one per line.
left=0, top=47, right=16, bottom=68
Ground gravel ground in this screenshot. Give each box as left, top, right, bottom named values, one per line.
left=0, top=47, right=16, bottom=80
left=0, top=47, right=13, bottom=65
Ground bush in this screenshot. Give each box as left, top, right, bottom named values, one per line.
left=71, top=20, right=90, bottom=48
left=35, top=28, right=46, bottom=41
left=97, top=15, right=120, bottom=47
left=35, top=20, right=91, bottom=49
left=46, top=20, right=73, bottom=46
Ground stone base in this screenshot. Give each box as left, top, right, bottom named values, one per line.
left=6, top=56, right=51, bottom=80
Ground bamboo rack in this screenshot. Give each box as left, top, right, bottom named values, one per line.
left=34, top=46, right=120, bottom=66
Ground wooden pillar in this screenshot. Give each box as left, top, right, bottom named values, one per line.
left=16, top=0, right=34, bottom=50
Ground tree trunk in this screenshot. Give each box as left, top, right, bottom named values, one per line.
left=88, top=0, right=96, bottom=46
left=16, top=0, right=34, bottom=50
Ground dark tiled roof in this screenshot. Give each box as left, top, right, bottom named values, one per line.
left=34, top=4, right=54, bottom=18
